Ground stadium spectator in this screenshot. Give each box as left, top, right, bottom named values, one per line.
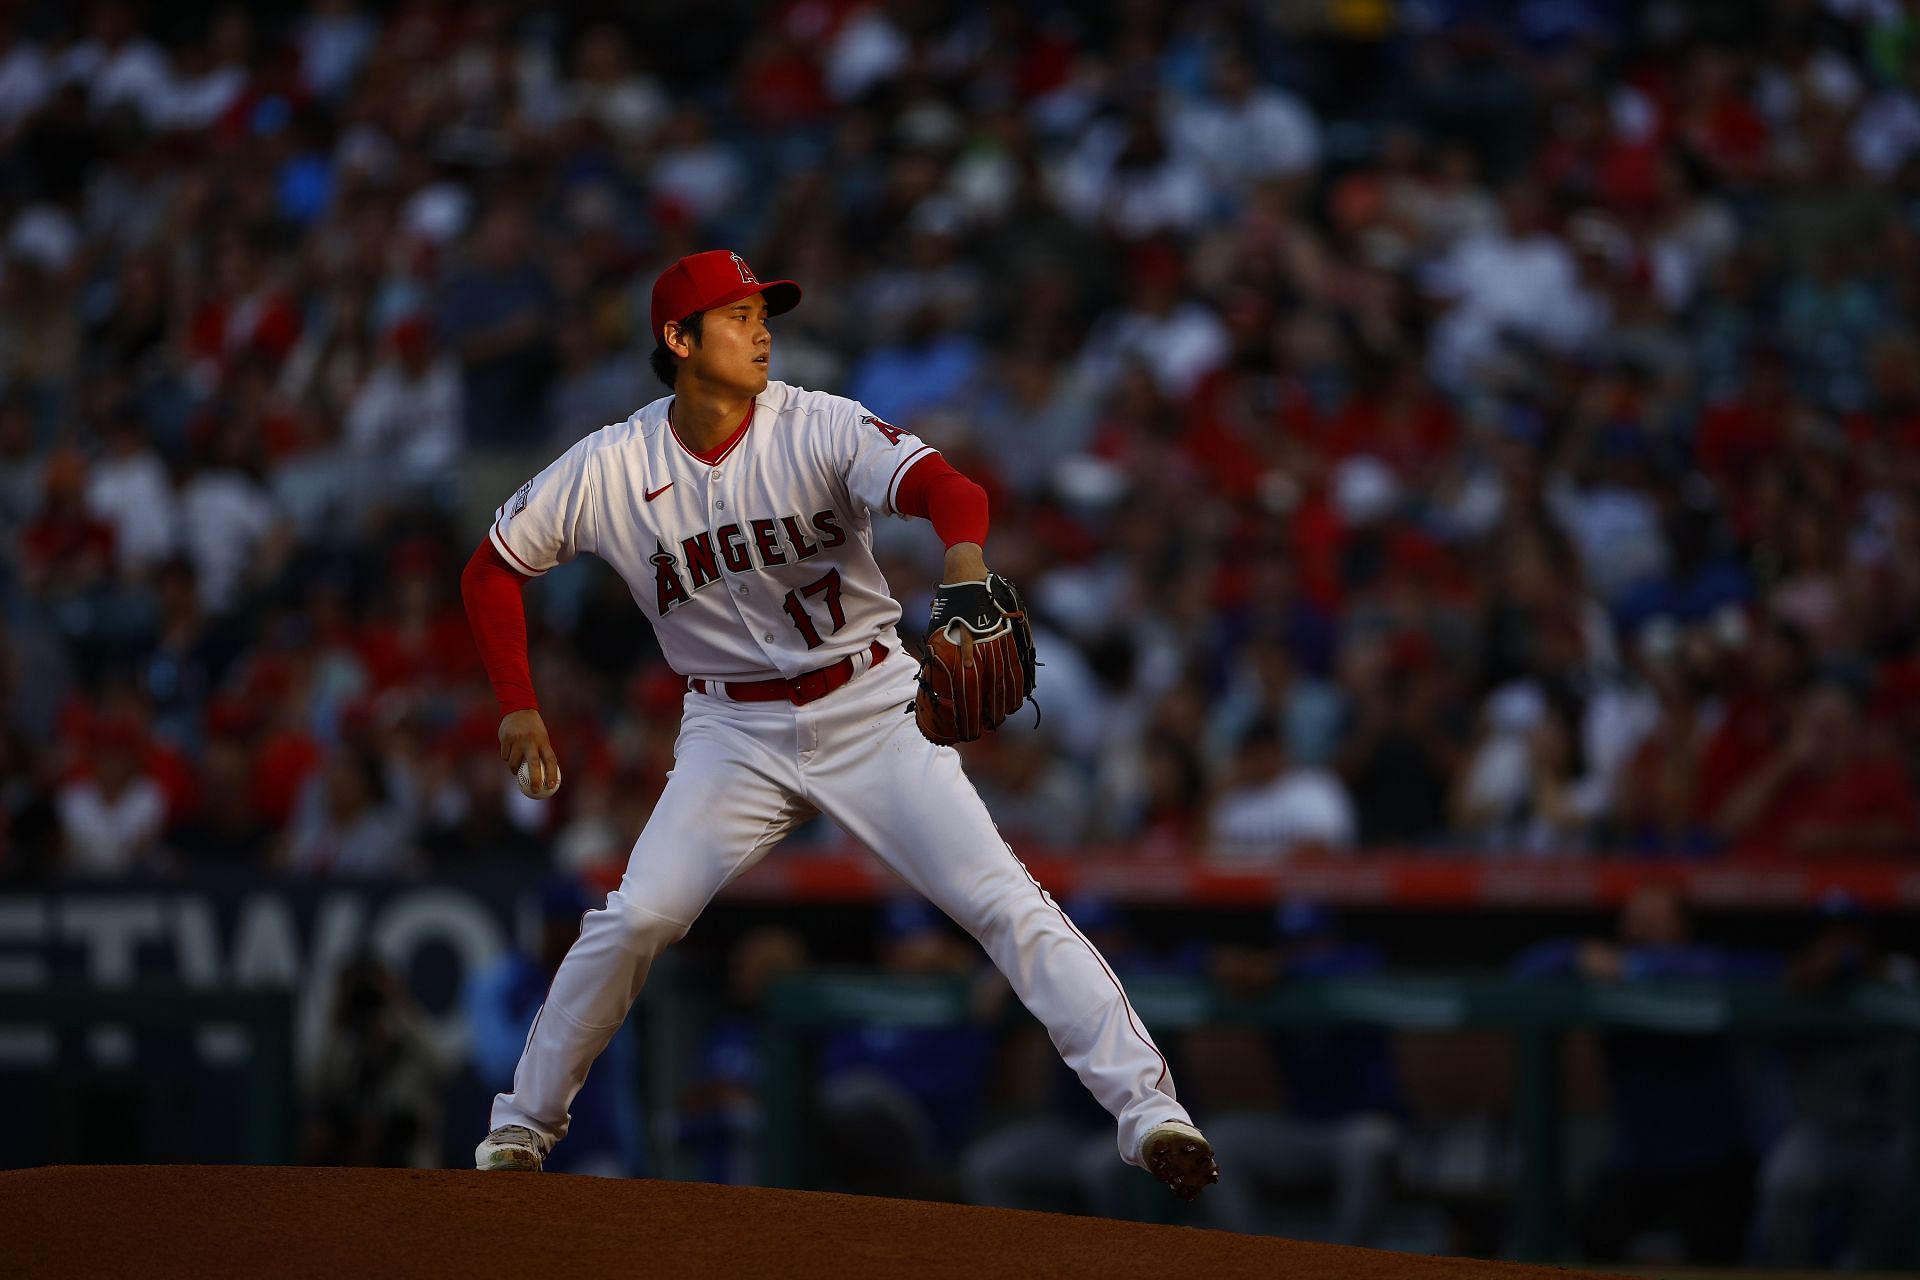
left=1333, top=632, right=1464, bottom=848
left=1717, top=680, right=1920, bottom=857
left=0, top=611, right=74, bottom=745
left=563, top=23, right=666, bottom=147
left=1425, top=180, right=1602, bottom=389
left=1206, top=639, right=1346, bottom=772
left=282, top=743, right=416, bottom=877
left=1169, top=50, right=1320, bottom=192
left=544, top=311, right=650, bottom=450
left=1207, top=718, right=1356, bottom=860
left=1074, top=242, right=1228, bottom=402
left=55, top=714, right=166, bottom=876
left=961, top=718, right=1087, bottom=847
left=1514, top=882, right=1779, bottom=1264
left=342, top=314, right=463, bottom=504
left=1609, top=633, right=1716, bottom=856
left=0, top=396, right=45, bottom=551
left=0, top=721, right=58, bottom=882
left=674, top=926, right=810, bottom=1187
left=815, top=899, right=996, bottom=1200
left=166, top=721, right=267, bottom=867
left=437, top=204, right=558, bottom=450
left=845, top=301, right=984, bottom=430
left=140, top=558, right=240, bottom=745
left=651, top=105, right=751, bottom=233
left=1059, top=87, right=1213, bottom=242
left=1105, top=732, right=1208, bottom=854
left=1198, top=901, right=1405, bottom=1244
left=303, top=952, right=445, bottom=1168
left=1452, top=687, right=1588, bottom=855
left=1754, top=892, right=1917, bottom=1268
left=291, top=0, right=376, bottom=104
left=0, top=19, right=53, bottom=133
left=18, top=450, right=114, bottom=604
left=84, top=405, right=176, bottom=577
left=176, top=421, right=284, bottom=614
left=419, top=729, right=546, bottom=869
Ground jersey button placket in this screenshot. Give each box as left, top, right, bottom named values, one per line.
left=712, top=468, right=756, bottom=636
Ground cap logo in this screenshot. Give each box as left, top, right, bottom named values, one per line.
left=730, top=252, right=758, bottom=286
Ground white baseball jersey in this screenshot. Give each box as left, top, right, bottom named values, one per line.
left=490, top=380, right=936, bottom=681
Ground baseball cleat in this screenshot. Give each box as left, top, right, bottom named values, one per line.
left=475, top=1124, right=544, bottom=1172
left=1140, top=1121, right=1219, bottom=1201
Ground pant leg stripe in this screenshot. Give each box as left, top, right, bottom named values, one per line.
left=1008, top=848, right=1171, bottom=1093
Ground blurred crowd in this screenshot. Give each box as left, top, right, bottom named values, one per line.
left=7, top=0, right=1920, bottom=879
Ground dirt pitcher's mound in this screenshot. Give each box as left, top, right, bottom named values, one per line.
left=3, top=1165, right=1618, bottom=1279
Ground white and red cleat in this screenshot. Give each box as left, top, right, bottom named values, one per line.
left=475, top=1124, right=544, bottom=1172
left=1140, top=1121, right=1219, bottom=1201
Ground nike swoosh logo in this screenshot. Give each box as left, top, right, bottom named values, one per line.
left=644, top=483, right=674, bottom=502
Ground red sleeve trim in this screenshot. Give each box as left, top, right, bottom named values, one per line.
left=462, top=540, right=538, bottom=715
left=893, top=450, right=948, bottom=517
left=895, top=452, right=989, bottom=548
left=489, top=521, right=545, bottom=577
left=883, top=443, right=937, bottom=515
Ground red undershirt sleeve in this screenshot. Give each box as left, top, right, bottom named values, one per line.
left=894, top=453, right=989, bottom=548
left=461, top=539, right=538, bottom=715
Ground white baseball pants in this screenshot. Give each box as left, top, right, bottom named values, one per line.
left=490, top=641, right=1190, bottom=1165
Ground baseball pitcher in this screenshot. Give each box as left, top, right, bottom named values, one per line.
left=461, top=250, right=1216, bottom=1199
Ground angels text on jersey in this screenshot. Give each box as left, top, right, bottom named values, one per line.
left=490, top=381, right=933, bottom=681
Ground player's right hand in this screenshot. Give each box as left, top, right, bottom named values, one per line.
left=499, top=709, right=560, bottom=795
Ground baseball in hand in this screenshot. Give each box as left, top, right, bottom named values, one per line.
left=517, top=760, right=561, bottom=800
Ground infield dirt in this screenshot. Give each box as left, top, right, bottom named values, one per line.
left=3, top=1164, right=1628, bottom=1278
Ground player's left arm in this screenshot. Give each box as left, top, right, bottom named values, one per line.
left=894, top=453, right=990, bottom=580
left=895, top=454, right=1038, bottom=743
left=827, top=405, right=1032, bottom=734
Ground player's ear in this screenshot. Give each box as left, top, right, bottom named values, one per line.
left=663, top=322, right=693, bottom=360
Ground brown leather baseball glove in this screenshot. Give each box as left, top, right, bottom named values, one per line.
left=913, top=573, right=1037, bottom=745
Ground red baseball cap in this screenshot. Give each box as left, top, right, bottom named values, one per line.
left=650, top=250, right=801, bottom=341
